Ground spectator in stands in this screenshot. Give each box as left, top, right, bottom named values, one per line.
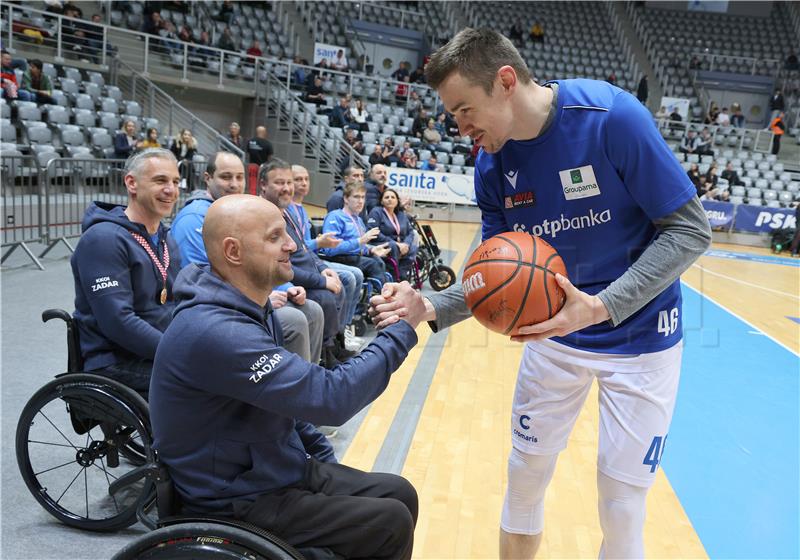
left=423, top=119, right=442, bottom=152
left=226, top=122, right=244, bottom=151
left=704, top=163, right=719, bottom=187
left=730, top=104, right=745, bottom=128
left=391, top=62, right=409, bottom=82
left=697, top=128, right=714, bottom=157
left=407, top=90, right=422, bottom=118
left=332, top=49, right=349, bottom=71
left=686, top=163, right=701, bottom=190
left=247, top=126, right=274, bottom=166
left=344, top=128, right=365, bottom=155
left=327, top=165, right=366, bottom=216
left=85, top=14, right=109, bottom=61
left=435, top=112, right=448, bottom=137
left=420, top=156, right=438, bottom=172
left=170, top=129, right=198, bottom=188
left=59, top=5, right=94, bottom=62
left=369, top=143, right=387, bottom=167
left=321, top=181, right=390, bottom=282
left=217, top=0, right=235, bottom=24
left=721, top=162, right=744, bottom=186
left=509, top=23, right=524, bottom=47
left=716, top=107, right=730, bottom=127
left=410, top=65, right=426, bottom=84
left=402, top=148, right=418, bottom=169
left=330, top=96, right=353, bottom=128
left=606, top=71, right=617, bottom=86
left=139, top=127, right=162, bottom=150
left=19, top=59, right=54, bottom=104
left=160, top=21, right=182, bottom=55
left=217, top=27, right=236, bottom=52
left=365, top=163, right=390, bottom=213
left=395, top=75, right=411, bottom=105
left=177, top=25, right=192, bottom=44
left=669, top=107, right=682, bottom=122
left=260, top=160, right=354, bottom=366
left=769, top=88, right=785, bottom=119
left=654, top=106, right=668, bottom=120
left=114, top=120, right=143, bottom=159
left=292, top=55, right=308, bottom=88
left=367, top=188, right=417, bottom=281
left=530, top=22, right=544, bottom=43
left=195, top=31, right=216, bottom=61
left=412, top=108, right=429, bottom=138
left=786, top=50, right=799, bottom=71
left=689, top=56, right=701, bottom=70
left=143, top=11, right=165, bottom=36
left=350, top=98, right=369, bottom=132
left=679, top=130, right=699, bottom=161
left=171, top=152, right=323, bottom=364
left=380, top=138, right=402, bottom=167
left=636, top=75, right=648, bottom=104
left=71, top=148, right=181, bottom=397
left=704, top=102, right=719, bottom=125
left=305, top=76, right=326, bottom=106
left=695, top=176, right=720, bottom=201
left=246, top=40, right=263, bottom=61
left=770, top=112, right=785, bottom=155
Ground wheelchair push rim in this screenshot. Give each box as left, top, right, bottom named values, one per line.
left=16, top=374, right=154, bottom=532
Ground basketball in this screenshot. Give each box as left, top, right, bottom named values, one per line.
left=462, top=232, right=568, bottom=336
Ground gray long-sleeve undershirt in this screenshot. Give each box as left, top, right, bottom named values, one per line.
left=426, top=195, right=711, bottom=332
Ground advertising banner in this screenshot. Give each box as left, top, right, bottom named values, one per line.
left=701, top=200, right=735, bottom=229
left=385, top=167, right=477, bottom=206
left=313, top=42, right=348, bottom=65
left=733, top=205, right=796, bottom=233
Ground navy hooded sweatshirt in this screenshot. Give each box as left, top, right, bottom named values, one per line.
left=149, top=264, right=418, bottom=514
left=71, top=202, right=181, bottom=371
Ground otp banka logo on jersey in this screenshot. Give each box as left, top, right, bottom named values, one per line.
left=513, top=414, right=538, bottom=443
left=513, top=208, right=612, bottom=239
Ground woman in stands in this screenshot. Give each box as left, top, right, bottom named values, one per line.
left=367, top=188, right=418, bottom=282
left=139, top=127, right=161, bottom=150
left=687, top=163, right=701, bottom=191
left=170, top=128, right=198, bottom=188
left=320, top=181, right=390, bottom=282
left=113, top=119, right=142, bottom=159
left=350, top=98, right=369, bottom=132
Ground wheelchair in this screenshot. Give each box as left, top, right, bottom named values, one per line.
left=407, top=214, right=456, bottom=292
left=17, top=309, right=324, bottom=558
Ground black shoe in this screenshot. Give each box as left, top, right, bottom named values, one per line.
left=333, top=334, right=358, bottom=361
left=323, top=346, right=341, bottom=369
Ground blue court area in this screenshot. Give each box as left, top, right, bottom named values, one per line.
left=665, top=283, right=799, bottom=559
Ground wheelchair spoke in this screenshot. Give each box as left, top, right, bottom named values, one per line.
left=37, top=410, right=79, bottom=450
left=34, top=459, right=83, bottom=477
left=27, top=439, right=78, bottom=449
left=55, top=464, right=85, bottom=506
left=97, top=458, right=121, bottom=514
left=91, top=461, right=119, bottom=481
left=84, top=468, right=89, bottom=519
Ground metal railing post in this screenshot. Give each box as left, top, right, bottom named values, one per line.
left=182, top=43, right=188, bottom=82
left=143, top=35, right=150, bottom=75
left=56, top=14, right=63, bottom=61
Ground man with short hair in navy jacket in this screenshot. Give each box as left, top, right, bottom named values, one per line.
left=150, top=194, right=425, bottom=559
left=71, top=148, right=182, bottom=396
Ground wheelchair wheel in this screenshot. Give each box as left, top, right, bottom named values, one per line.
left=16, top=374, right=154, bottom=532
left=111, top=522, right=305, bottom=560
left=429, top=264, right=456, bottom=291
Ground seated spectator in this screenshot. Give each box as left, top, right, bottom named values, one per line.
left=349, top=98, right=369, bottom=132
left=704, top=102, right=720, bottom=125
left=391, top=62, right=409, bottom=82
left=19, top=59, right=54, bottom=104
left=407, top=90, right=422, bottom=117
left=291, top=55, right=308, bottom=87
left=331, top=49, right=348, bottom=71
left=85, top=14, right=111, bottom=61
left=509, top=22, right=524, bottom=46
left=423, top=119, right=442, bottom=152
left=71, top=149, right=182, bottom=397
left=654, top=105, right=668, bottom=120
left=435, top=112, right=448, bottom=137
left=420, top=156, right=438, bottom=172
left=401, top=148, right=418, bottom=169
left=247, top=126, right=274, bottom=166
left=217, top=0, right=235, bottom=24
left=320, top=181, right=390, bottom=281
left=305, top=76, right=326, bottom=106
left=720, top=162, right=744, bottom=186
left=344, top=128, right=364, bottom=155
left=669, top=107, right=682, bottom=121
left=159, top=21, right=182, bottom=54
left=409, top=65, right=426, bottom=84
left=687, top=163, right=701, bottom=191
left=149, top=194, right=420, bottom=559
left=142, top=11, right=165, bottom=36
left=368, top=143, right=387, bottom=166
left=170, top=129, right=198, bottom=188
left=177, top=25, right=192, bottom=43
left=367, top=188, right=417, bottom=281
left=786, top=50, right=799, bottom=71
left=730, top=104, right=745, bottom=128
left=412, top=109, right=429, bottom=138
left=395, top=75, right=410, bottom=105
left=193, top=31, right=216, bottom=61
left=217, top=27, right=236, bottom=52
left=139, top=127, right=162, bottom=150
left=114, top=120, right=143, bottom=159
left=246, top=40, right=263, bottom=61
left=365, top=163, right=390, bottom=214
left=1, top=50, right=30, bottom=101
left=689, top=55, right=701, bottom=70
left=704, top=163, right=719, bottom=187
left=716, top=107, right=730, bottom=127
left=326, top=166, right=365, bottom=216
left=379, top=138, right=402, bottom=167
left=696, top=176, right=722, bottom=201
left=697, top=128, right=714, bottom=157
left=226, top=121, right=244, bottom=151
left=530, top=22, right=545, bottom=43
left=679, top=130, right=699, bottom=161
left=330, top=96, right=353, bottom=128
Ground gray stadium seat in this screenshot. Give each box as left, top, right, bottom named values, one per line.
left=45, top=105, right=70, bottom=126
left=18, top=104, right=42, bottom=122
left=73, top=94, right=95, bottom=111
left=1, top=119, right=16, bottom=143
left=123, top=101, right=142, bottom=117
left=101, top=98, right=119, bottom=114
left=73, top=109, right=96, bottom=129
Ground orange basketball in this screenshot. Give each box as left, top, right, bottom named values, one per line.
left=462, top=232, right=567, bottom=336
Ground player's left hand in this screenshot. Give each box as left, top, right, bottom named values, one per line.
left=510, top=274, right=610, bottom=343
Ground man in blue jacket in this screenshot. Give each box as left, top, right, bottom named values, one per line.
left=150, top=194, right=424, bottom=559
left=71, top=148, right=182, bottom=395
left=171, top=151, right=324, bottom=365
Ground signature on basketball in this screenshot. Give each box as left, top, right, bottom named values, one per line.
left=478, top=246, right=502, bottom=260
left=489, top=298, right=516, bottom=323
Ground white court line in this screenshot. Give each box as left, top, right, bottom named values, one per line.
left=681, top=281, right=799, bottom=358
left=691, top=263, right=800, bottom=301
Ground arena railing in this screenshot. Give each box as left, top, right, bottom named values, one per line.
left=688, top=52, right=782, bottom=77
left=654, top=117, right=775, bottom=154
left=1, top=155, right=46, bottom=270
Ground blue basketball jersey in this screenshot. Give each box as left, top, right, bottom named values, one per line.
left=474, top=79, right=696, bottom=354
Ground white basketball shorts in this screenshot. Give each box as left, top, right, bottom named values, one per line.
left=510, top=339, right=683, bottom=488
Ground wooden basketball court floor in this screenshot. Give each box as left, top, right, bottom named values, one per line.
left=337, top=220, right=799, bottom=559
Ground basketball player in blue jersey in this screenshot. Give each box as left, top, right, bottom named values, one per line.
left=370, top=28, right=711, bottom=558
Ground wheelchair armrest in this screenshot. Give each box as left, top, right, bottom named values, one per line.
left=42, top=308, right=73, bottom=325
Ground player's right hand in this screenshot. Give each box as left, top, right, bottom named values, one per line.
left=268, top=290, right=288, bottom=309
left=369, top=281, right=430, bottom=330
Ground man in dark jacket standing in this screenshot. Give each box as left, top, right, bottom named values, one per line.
left=150, top=194, right=423, bottom=559
left=71, top=148, right=182, bottom=396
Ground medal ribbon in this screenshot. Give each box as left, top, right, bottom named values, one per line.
left=129, top=231, right=170, bottom=300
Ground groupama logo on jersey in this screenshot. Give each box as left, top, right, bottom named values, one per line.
left=559, top=165, right=601, bottom=200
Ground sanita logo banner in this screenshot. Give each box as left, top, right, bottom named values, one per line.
left=386, top=167, right=477, bottom=206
